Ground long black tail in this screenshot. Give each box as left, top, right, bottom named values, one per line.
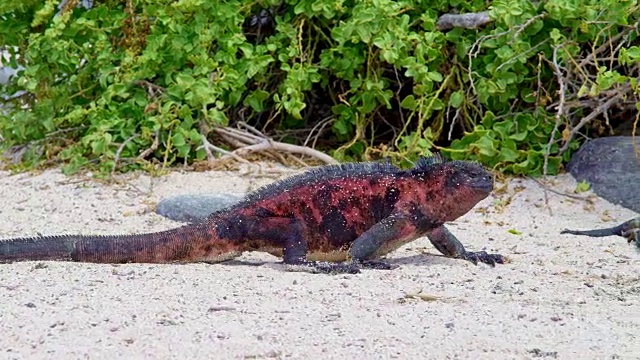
left=560, top=226, right=624, bottom=238
left=0, top=235, right=79, bottom=262
left=561, top=216, right=640, bottom=249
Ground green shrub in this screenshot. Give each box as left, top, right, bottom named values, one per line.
left=0, top=0, right=638, bottom=176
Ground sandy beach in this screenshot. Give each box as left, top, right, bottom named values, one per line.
left=0, top=165, right=638, bottom=359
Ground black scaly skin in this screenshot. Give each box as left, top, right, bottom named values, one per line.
left=561, top=216, right=640, bottom=249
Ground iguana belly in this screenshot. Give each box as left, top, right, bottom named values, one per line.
left=263, top=247, right=350, bottom=262
left=261, top=236, right=421, bottom=262
left=373, top=234, right=421, bottom=258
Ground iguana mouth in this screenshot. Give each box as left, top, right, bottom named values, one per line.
left=469, top=179, right=493, bottom=193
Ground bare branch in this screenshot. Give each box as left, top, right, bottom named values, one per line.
left=303, top=116, right=334, bottom=149
left=543, top=44, right=567, bottom=176
left=137, top=130, right=160, bottom=160
left=558, top=91, right=624, bottom=154
left=579, top=21, right=640, bottom=67
left=134, top=80, right=165, bottom=95
left=237, top=121, right=266, bottom=138
left=225, top=140, right=338, bottom=165
left=206, top=125, right=338, bottom=166
left=199, top=133, right=250, bottom=164
left=215, top=126, right=265, bottom=145
left=528, top=176, right=591, bottom=202
left=112, top=133, right=139, bottom=174
left=633, top=110, right=640, bottom=163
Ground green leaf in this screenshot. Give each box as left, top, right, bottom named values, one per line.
left=550, top=28, right=563, bottom=43
left=245, top=90, right=270, bottom=112
left=206, top=109, right=228, bottom=126
left=427, top=71, right=443, bottom=82
left=401, top=95, right=417, bottom=110
left=575, top=180, right=591, bottom=193
left=172, top=132, right=186, bottom=147
left=175, top=73, right=196, bottom=89
left=620, top=46, right=640, bottom=65
left=449, top=91, right=464, bottom=108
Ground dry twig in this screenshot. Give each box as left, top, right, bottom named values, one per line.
left=528, top=176, right=591, bottom=202
left=633, top=110, right=640, bottom=162
left=558, top=90, right=625, bottom=154
left=303, top=116, right=334, bottom=149
left=112, top=133, right=140, bottom=174
left=135, top=80, right=165, bottom=97
left=544, top=44, right=567, bottom=176
left=201, top=123, right=338, bottom=166
left=137, top=130, right=160, bottom=160
left=199, top=134, right=250, bottom=164
left=579, top=21, right=640, bottom=67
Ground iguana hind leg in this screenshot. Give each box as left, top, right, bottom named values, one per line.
left=282, top=237, right=361, bottom=274
left=426, top=226, right=505, bottom=266
left=622, top=227, right=640, bottom=244
left=246, top=217, right=361, bottom=274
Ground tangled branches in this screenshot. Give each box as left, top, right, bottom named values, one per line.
left=199, top=122, right=338, bottom=168
left=544, top=21, right=640, bottom=174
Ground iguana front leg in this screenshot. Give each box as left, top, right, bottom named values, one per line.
left=348, top=216, right=506, bottom=268
left=561, top=216, right=640, bottom=246
left=426, top=226, right=505, bottom=266
left=346, top=214, right=416, bottom=271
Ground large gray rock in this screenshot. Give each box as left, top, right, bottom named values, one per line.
left=156, top=193, right=244, bottom=223
left=566, top=136, right=639, bottom=213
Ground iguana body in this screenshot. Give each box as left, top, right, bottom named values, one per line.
left=561, top=216, right=640, bottom=248
left=0, top=155, right=504, bottom=273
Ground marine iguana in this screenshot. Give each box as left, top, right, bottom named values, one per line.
left=561, top=216, right=640, bottom=248
left=0, top=155, right=505, bottom=274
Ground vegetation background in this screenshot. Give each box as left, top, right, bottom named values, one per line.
left=1, top=0, right=638, bottom=176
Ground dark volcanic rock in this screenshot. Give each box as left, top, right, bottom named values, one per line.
left=156, top=194, right=245, bottom=222
left=566, top=136, right=639, bottom=213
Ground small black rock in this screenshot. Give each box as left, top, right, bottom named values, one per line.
left=156, top=194, right=245, bottom=222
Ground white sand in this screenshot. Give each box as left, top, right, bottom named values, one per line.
left=0, top=166, right=638, bottom=359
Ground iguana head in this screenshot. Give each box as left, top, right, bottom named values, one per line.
left=411, top=157, right=493, bottom=221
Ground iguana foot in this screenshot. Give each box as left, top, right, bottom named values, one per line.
left=283, top=260, right=361, bottom=274
left=354, top=259, right=398, bottom=270
left=462, top=251, right=505, bottom=267
left=622, top=228, right=640, bottom=244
